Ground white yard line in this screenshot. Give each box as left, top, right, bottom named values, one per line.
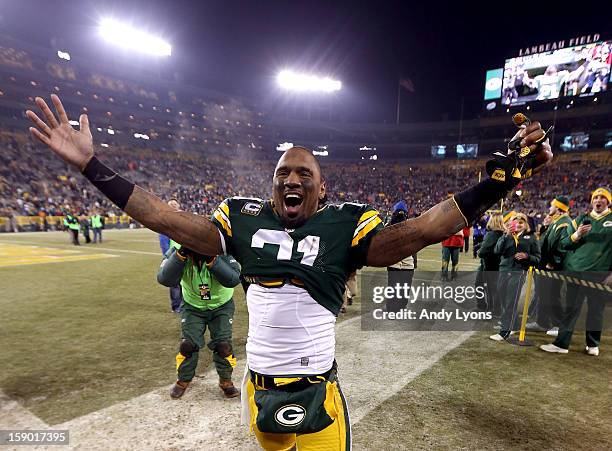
left=0, top=390, right=49, bottom=430
left=0, top=240, right=160, bottom=257
left=418, top=258, right=481, bottom=267
left=4, top=317, right=472, bottom=450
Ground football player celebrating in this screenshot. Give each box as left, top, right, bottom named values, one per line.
left=26, top=95, right=552, bottom=451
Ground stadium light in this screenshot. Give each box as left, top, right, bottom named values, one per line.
left=277, top=70, right=341, bottom=92
left=57, top=50, right=71, bottom=61
left=99, top=19, right=171, bottom=56
left=276, top=141, right=294, bottom=151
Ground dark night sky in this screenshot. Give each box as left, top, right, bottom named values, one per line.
left=1, top=1, right=610, bottom=122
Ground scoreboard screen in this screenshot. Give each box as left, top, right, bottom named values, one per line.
left=502, top=41, right=611, bottom=105
left=560, top=133, right=589, bottom=152
left=456, top=144, right=478, bottom=158
left=431, top=145, right=446, bottom=158
left=605, top=132, right=612, bottom=149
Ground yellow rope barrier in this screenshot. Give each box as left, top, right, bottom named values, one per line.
left=518, top=266, right=534, bottom=342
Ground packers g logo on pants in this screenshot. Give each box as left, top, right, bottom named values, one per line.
left=275, top=405, right=306, bottom=426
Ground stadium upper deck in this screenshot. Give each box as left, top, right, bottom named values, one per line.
left=2, top=34, right=612, bottom=162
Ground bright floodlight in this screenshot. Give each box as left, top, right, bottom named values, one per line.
left=57, top=50, right=71, bottom=61
left=277, top=70, right=341, bottom=92
left=99, top=19, right=171, bottom=56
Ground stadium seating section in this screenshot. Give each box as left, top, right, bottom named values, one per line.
left=0, top=38, right=611, bottom=231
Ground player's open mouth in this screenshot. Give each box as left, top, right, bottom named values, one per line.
left=284, top=192, right=303, bottom=216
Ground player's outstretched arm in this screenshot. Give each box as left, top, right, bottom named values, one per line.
left=367, top=120, right=552, bottom=267
left=26, top=95, right=223, bottom=256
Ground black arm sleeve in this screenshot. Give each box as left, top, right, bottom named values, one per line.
left=454, top=179, right=509, bottom=225
left=81, top=157, right=135, bottom=210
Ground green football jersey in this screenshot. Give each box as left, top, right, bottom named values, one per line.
left=211, top=197, right=383, bottom=314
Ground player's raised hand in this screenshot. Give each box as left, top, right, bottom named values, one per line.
left=26, top=94, right=94, bottom=171
left=510, top=117, right=553, bottom=174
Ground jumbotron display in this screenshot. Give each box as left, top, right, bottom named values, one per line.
left=456, top=143, right=478, bottom=158
left=502, top=40, right=611, bottom=105
left=431, top=145, right=446, bottom=158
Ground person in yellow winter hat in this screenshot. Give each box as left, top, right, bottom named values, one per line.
left=540, top=187, right=611, bottom=356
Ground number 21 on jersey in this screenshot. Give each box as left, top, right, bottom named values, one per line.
left=251, top=229, right=320, bottom=266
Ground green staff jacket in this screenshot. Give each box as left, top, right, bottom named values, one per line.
left=494, top=232, right=541, bottom=271
left=157, top=248, right=241, bottom=310
left=539, top=213, right=572, bottom=270
left=561, top=209, right=612, bottom=272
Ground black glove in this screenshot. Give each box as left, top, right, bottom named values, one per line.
left=176, top=246, right=194, bottom=260
left=485, top=113, right=553, bottom=188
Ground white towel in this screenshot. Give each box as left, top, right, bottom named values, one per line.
left=240, top=364, right=250, bottom=426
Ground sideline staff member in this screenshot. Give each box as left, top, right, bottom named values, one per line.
left=540, top=188, right=612, bottom=356
left=158, top=245, right=242, bottom=398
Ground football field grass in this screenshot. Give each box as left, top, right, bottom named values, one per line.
left=0, top=229, right=609, bottom=449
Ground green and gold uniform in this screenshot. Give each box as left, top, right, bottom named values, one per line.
left=211, top=197, right=383, bottom=451
left=553, top=209, right=612, bottom=349
left=212, top=197, right=383, bottom=315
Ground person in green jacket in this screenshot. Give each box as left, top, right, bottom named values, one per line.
left=540, top=187, right=612, bottom=356
left=527, top=196, right=573, bottom=332
left=477, top=212, right=506, bottom=315
left=489, top=212, right=541, bottom=341
left=157, top=245, right=242, bottom=399
left=62, top=208, right=80, bottom=245
left=90, top=209, right=104, bottom=243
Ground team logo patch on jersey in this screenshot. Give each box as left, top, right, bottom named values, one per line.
left=603, top=221, right=612, bottom=227
left=241, top=202, right=263, bottom=216
left=275, top=405, right=306, bottom=427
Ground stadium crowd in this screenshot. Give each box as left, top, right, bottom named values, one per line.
left=1, top=128, right=609, bottom=231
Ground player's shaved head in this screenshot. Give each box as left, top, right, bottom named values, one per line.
left=277, top=146, right=323, bottom=180
left=273, top=146, right=326, bottom=228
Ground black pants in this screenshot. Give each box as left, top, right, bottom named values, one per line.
left=70, top=229, right=79, bottom=245
left=82, top=227, right=91, bottom=243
